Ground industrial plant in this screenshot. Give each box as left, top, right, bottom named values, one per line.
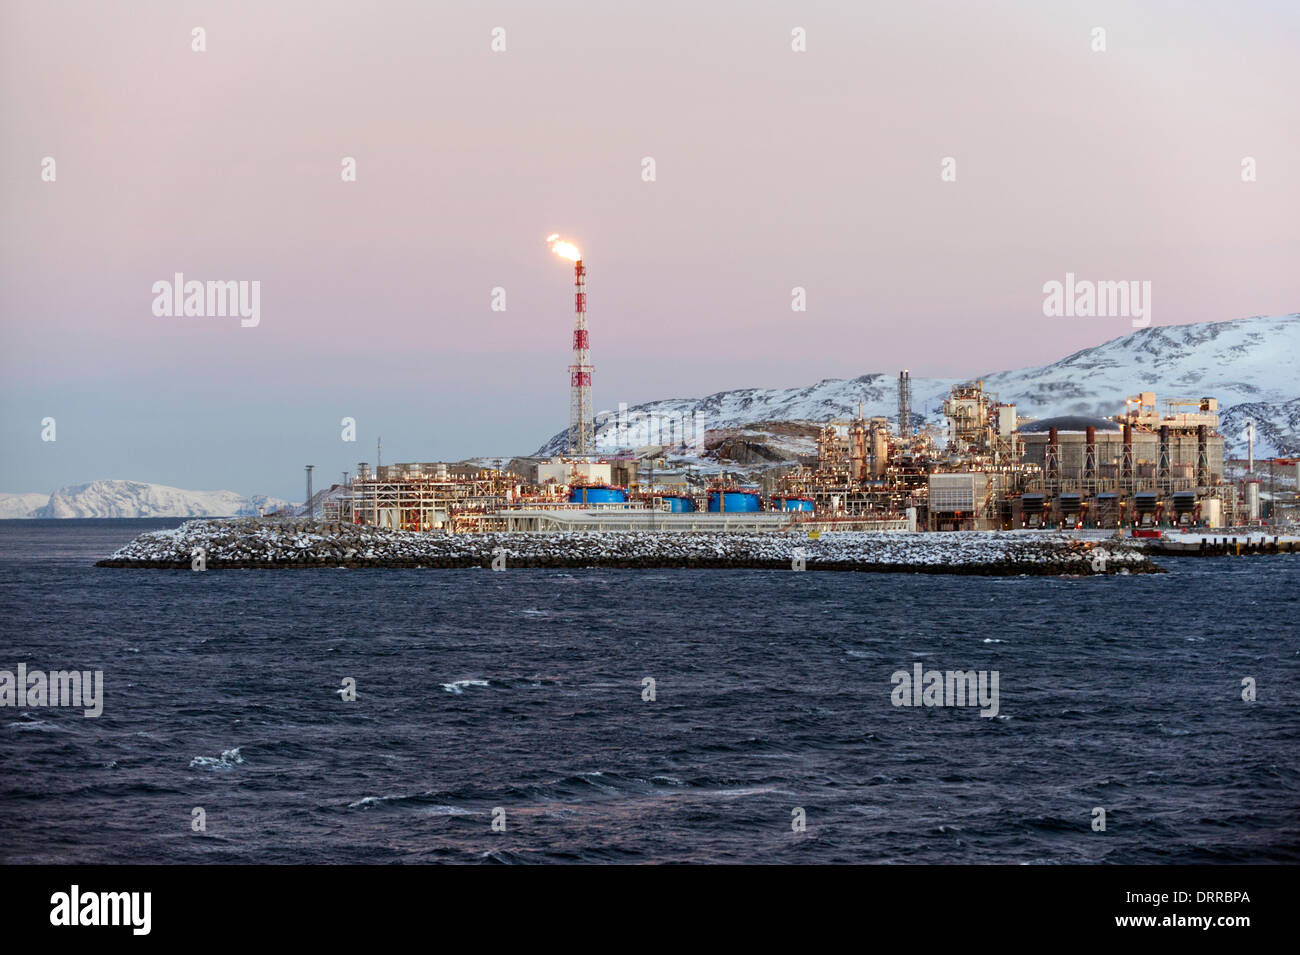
left=310, top=236, right=1295, bottom=536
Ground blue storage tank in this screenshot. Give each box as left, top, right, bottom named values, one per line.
left=707, top=489, right=761, bottom=513
left=770, top=496, right=814, bottom=512
left=569, top=485, right=628, bottom=505
left=661, top=495, right=696, bottom=513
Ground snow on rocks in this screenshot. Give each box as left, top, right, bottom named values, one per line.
left=96, top=519, right=1162, bottom=576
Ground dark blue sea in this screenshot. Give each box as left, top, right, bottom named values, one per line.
left=1, top=519, right=1297, bottom=864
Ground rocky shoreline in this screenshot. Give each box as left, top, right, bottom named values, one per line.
left=95, top=519, right=1163, bottom=576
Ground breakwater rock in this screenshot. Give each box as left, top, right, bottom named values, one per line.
left=95, top=519, right=1163, bottom=576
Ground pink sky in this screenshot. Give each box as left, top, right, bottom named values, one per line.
left=2, top=0, right=1297, bottom=498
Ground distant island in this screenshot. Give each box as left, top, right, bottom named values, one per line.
left=0, top=480, right=292, bottom=519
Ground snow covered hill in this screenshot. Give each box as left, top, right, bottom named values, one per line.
left=0, top=493, right=53, bottom=519
left=535, top=314, right=1299, bottom=458
left=7, top=481, right=294, bottom=519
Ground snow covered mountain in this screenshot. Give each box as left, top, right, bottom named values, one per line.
left=535, top=314, right=1299, bottom=458
left=0, top=493, right=53, bottom=519
left=4, top=481, right=293, bottom=519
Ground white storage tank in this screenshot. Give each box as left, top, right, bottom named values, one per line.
left=1202, top=497, right=1223, bottom=528
left=1245, top=481, right=1261, bottom=521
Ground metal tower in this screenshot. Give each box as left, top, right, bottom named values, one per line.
left=568, top=258, right=593, bottom=455
left=898, top=370, right=912, bottom=439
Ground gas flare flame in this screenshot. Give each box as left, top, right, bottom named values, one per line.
left=547, top=234, right=581, bottom=261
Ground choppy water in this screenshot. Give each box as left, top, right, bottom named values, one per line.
left=1, top=519, right=1297, bottom=863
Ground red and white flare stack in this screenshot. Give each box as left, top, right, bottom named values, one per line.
left=548, top=235, right=593, bottom=455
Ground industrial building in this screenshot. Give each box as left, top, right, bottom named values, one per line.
left=774, top=382, right=1243, bottom=532
left=1014, top=393, right=1228, bottom=529
left=317, top=378, right=1275, bottom=535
